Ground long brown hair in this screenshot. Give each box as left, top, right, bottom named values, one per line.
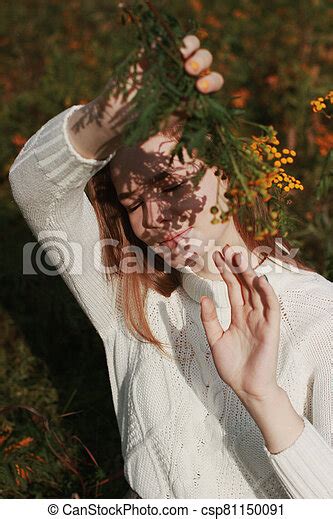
left=85, top=127, right=315, bottom=354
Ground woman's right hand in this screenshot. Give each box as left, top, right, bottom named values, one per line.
left=94, top=34, right=224, bottom=137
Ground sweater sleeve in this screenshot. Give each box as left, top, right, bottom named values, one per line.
left=263, top=307, right=333, bottom=498
left=8, top=104, right=119, bottom=341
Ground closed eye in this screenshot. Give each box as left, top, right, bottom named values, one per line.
left=126, top=181, right=186, bottom=213
left=163, top=182, right=185, bottom=193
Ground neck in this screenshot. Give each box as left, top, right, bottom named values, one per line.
left=192, top=218, right=263, bottom=281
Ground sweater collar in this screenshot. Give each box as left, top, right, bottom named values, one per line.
left=179, top=256, right=289, bottom=308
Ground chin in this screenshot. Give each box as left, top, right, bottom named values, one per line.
left=150, top=236, right=206, bottom=270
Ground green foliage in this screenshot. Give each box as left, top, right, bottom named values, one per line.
left=98, top=1, right=302, bottom=240
left=0, top=305, right=124, bottom=498
left=0, top=305, right=77, bottom=497
left=76, top=0, right=331, bottom=250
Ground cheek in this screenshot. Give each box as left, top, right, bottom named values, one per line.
left=125, top=177, right=220, bottom=236
left=191, top=183, right=217, bottom=221
left=199, top=175, right=229, bottom=218
left=127, top=213, right=142, bottom=236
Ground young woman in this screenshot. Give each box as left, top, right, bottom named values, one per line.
left=9, top=35, right=333, bottom=499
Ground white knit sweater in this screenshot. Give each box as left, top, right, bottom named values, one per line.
left=8, top=105, right=333, bottom=499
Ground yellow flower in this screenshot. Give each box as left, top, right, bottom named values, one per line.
left=274, top=160, right=281, bottom=167
left=310, top=98, right=327, bottom=113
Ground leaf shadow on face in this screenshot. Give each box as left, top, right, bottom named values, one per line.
left=85, top=133, right=230, bottom=278
left=109, top=139, right=211, bottom=245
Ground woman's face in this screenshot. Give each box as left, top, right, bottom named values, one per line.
left=110, top=133, right=238, bottom=277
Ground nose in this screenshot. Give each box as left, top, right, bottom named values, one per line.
left=142, top=198, right=170, bottom=228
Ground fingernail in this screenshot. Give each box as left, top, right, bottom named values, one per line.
left=190, top=60, right=200, bottom=72
left=222, top=243, right=230, bottom=257
left=213, top=250, right=224, bottom=263
left=198, top=79, right=209, bottom=92
left=232, top=252, right=242, bottom=267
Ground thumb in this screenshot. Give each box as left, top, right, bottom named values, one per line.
left=200, top=296, right=224, bottom=349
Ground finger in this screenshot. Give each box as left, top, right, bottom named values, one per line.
left=180, top=35, right=201, bottom=59
left=184, top=48, right=213, bottom=76
left=200, top=296, right=224, bottom=349
left=255, top=275, right=280, bottom=320
left=196, top=72, right=224, bottom=94
left=213, top=250, right=245, bottom=309
left=224, top=250, right=262, bottom=309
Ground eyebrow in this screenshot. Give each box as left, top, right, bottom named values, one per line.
left=118, top=170, right=171, bottom=201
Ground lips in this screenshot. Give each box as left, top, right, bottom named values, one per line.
left=159, top=227, right=192, bottom=244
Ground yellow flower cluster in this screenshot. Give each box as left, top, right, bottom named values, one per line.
left=255, top=227, right=279, bottom=241
left=310, top=90, right=333, bottom=113
left=248, top=135, right=304, bottom=193
left=213, top=132, right=304, bottom=238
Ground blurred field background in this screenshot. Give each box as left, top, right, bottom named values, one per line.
left=0, top=0, right=332, bottom=498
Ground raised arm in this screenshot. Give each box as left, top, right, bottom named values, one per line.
left=8, top=103, right=121, bottom=340
left=8, top=34, right=224, bottom=341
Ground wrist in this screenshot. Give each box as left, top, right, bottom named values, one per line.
left=237, top=384, right=283, bottom=408
left=66, top=99, right=123, bottom=160
left=239, top=386, right=305, bottom=454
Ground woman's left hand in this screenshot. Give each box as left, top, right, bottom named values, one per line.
left=200, top=245, right=281, bottom=402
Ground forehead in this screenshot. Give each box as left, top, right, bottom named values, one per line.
left=110, top=134, right=193, bottom=196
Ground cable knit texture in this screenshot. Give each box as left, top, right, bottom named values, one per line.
left=8, top=105, right=333, bottom=499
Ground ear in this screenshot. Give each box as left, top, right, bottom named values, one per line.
left=215, top=169, right=231, bottom=210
